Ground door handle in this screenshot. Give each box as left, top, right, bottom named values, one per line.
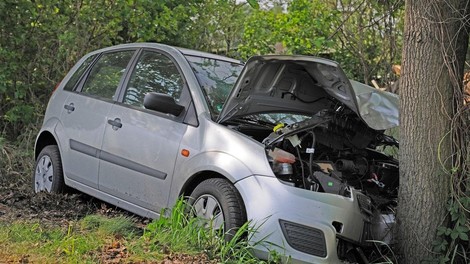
left=107, top=118, right=122, bottom=130
left=64, top=103, right=75, bottom=113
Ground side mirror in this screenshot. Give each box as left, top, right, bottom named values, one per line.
left=143, top=92, right=185, bottom=116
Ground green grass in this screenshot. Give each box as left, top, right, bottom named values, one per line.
left=0, top=215, right=138, bottom=263
left=0, top=199, right=282, bottom=263
left=137, top=199, right=279, bottom=263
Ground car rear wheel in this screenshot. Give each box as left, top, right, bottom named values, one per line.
left=33, top=145, right=65, bottom=193
left=189, top=178, right=247, bottom=240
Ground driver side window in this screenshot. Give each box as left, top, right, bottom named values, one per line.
left=124, top=51, right=184, bottom=108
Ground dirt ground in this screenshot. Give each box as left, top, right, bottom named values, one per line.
left=0, top=172, right=214, bottom=264
left=0, top=172, right=105, bottom=225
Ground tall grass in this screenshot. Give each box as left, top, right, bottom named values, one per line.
left=140, top=198, right=280, bottom=263
left=0, top=126, right=36, bottom=191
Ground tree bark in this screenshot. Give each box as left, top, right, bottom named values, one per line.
left=398, top=0, right=469, bottom=262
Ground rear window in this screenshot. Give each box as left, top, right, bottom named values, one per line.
left=63, top=55, right=97, bottom=91
left=81, top=51, right=135, bottom=99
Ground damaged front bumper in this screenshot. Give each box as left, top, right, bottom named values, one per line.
left=235, top=175, right=394, bottom=263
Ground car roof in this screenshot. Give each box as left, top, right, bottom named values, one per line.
left=176, top=47, right=243, bottom=64
left=88, top=42, right=243, bottom=65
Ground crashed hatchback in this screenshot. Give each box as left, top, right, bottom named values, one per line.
left=34, top=43, right=399, bottom=263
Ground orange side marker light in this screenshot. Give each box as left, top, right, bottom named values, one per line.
left=181, top=149, right=190, bottom=157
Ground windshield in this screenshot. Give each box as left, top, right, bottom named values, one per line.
left=185, top=55, right=243, bottom=119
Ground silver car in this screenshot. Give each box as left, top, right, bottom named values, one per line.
left=33, top=43, right=399, bottom=263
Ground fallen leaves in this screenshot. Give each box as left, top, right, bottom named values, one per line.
left=159, top=253, right=218, bottom=264
left=101, top=241, right=129, bottom=263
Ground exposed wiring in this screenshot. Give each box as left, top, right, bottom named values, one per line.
left=281, top=91, right=327, bottom=104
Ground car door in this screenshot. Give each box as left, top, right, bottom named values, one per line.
left=98, top=49, right=191, bottom=212
left=59, top=50, right=135, bottom=188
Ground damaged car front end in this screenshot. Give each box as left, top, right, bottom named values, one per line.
left=214, top=55, right=399, bottom=263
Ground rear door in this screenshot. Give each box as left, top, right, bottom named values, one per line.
left=98, top=49, right=191, bottom=212
left=59, top=50, right=136, bottom=188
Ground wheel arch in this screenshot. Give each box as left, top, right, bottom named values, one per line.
left=179, top=171, right=247, bottom=215
left=180, top=170, right=230, bottom=198
left=172, top=151, right=254, bottom=203
left=35, top=131, right=58, bottom=159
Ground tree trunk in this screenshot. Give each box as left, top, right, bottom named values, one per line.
left=398, top=0, right=469, bottom=262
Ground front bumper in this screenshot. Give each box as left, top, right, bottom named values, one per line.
left=234, top=175, right=374, bottom=263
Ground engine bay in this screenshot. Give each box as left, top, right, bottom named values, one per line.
left=229, top=107, right=399, bottom=217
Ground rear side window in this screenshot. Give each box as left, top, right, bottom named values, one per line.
left=81, top=51, right=134, bottom=99
left=124, top=51, right=184, bottom=108
left=63, top=55, right=97, bottom=91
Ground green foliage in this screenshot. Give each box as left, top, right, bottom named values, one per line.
left=143, top=199, right=202, bottom=253
left=329, top=0, right=404, bottom=84
left=238, top=0, right=404, bottom=85
left=427, top=196, right=470, bottom=263
left=186, top=0, right=249, bottom=56
left=247, top=0, right=260, bottom=9
left=239, top=0, right=340, bottom=58
left=116, top=0, right=201, bottom=45
left=0, top=0, right=204, bottom=139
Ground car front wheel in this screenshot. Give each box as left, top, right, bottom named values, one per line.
left=189, top=178, right=247, bottom=240
left=33, top=145, right=65, bottom=193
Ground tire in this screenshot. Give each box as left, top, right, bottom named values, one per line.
left=189, top=178, right=247, bottom=240
left=33, top=145, right=65, bottom=193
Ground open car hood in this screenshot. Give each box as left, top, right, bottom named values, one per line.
left=217, top=55, right=398, bottom=131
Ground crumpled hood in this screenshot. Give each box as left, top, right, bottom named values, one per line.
left=217, top=55, right=398, bottom=130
